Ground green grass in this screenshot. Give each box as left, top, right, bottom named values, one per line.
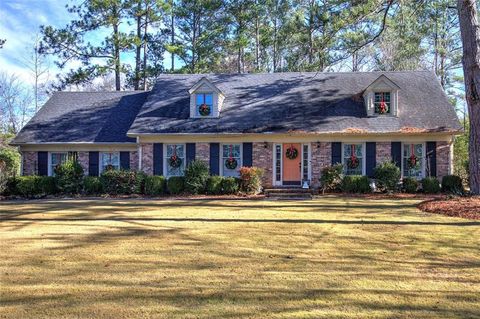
left=0, top=197, right=479, bottom=318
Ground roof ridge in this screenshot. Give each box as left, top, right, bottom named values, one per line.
left=154, top=70, right=433, bottom=77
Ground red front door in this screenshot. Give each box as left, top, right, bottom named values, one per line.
left=282, top=143, right=302, bottom=185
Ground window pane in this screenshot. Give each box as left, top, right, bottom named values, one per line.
left=303, top=144, right=309, bottom=180
left=196, top=94, right=204, bottom=105
left=344, top=144, right=363, bottom=175
left=403, top=144, right=423, bottom=178
left=205, top=93, right=213, bottom=105
left=275, top=145, right=281, bottom=182
left=222, top=144, right=241, bottom=177
left=166, top=144, right=185, bottom=176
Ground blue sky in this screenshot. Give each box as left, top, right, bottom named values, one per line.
left=0, top=0, right=81, bottom=84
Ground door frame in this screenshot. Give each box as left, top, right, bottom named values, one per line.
left=273, top=143, right=311, bottom=186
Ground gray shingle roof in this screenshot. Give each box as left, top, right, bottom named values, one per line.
left=12, top=91, right=148, bottom=144
left=128, top=71, right=462, bottom=135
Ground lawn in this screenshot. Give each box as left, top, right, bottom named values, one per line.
left=1, top=197, right=479, bottom=319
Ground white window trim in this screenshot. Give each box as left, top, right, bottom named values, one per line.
left=401, top=142, right=426, bottom=179
left=195, top=92, right=215, bottom=118
left=48, top=151, right=68, bottom=176
left=273, top=143, right=283, bottom=186
left=301, top=143, right=312, bottom=183
left=163, top=143, right=187, bottom=178
left=99, top=151, right=120, bottom=174
left=220, top=143, right=243, bottom=177
left=341, top=142, right=367, bottom=176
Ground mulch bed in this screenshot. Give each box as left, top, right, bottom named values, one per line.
left=417, top=196, right=480, bottom=220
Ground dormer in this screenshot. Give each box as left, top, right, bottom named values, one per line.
left=189, top=77, right=224, bottom=118
left=363, top=75, right=400, bottom=117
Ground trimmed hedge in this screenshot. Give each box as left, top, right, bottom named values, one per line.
left=167, top=176, right=185, bottom=195
left=238, top=167, right=264, bottom=194
left=206, top=176, right=223, bottom=195
left=145, top=176, right=166, bottom=195
left=10, top=176, right=57, bottom=197
left=341, top=175, right=371, bottom=193
left=373, top=161, right=401, bottom=192
left=54, top=159, right=84, bottom=194
left=320, top=164, right=343, bottom=193
left=402, top=177, right=418, bottom=193
left=184, top=160, right=209, bottom=195
left=441, top=175, right=464, bottom=194
left=83, top=176, right=102, bottom=195
left=100, top=170, right=144, bottom=195
left=421, top=177, right=441, bottom=194
left=221, top=177, right=239, bottom=195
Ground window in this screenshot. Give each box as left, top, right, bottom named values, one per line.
left=196, top=93, right=213, bottom=117
left=101, top=152, right=120, bottom=172
left=165, top=144, right=185, bottom=177
left=403, top=143, right=424, bottom=178
left=374, top=92, right=391, bottom=114
left=221, top=144, right=241, bottom=177
left=275, top=144, right=281, bottom=182
left=50, top=152, right=67, bottom=176
left=302, top=144, right=309, bottom=181
left=343, top=143, right=364, bottom=175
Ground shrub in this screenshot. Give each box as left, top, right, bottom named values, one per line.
left=184, top=160, right=209, bottom=194
left=341, top=175, right=371, bottom=193
left=320, top=164, right=343, bottom=193
left=100, top=170, right=142, bottom=195
left=402, top=177, right=418, bottom=193
left=54, top=159, right=84, bottom=194
left=2, top=177, right=18, bottom=196
left=167, top=176, right=185, bottom=195
left=0, top=147, right=20, bottom=194
left=83, top=176, right=102, bottom=195
left=206, top=176, right=223, bottom=195
left=221, top=177, right=239, bottom=195
left=441, top=175, right=464, bottom=194
left=145, top=176, right=166, bottom=196
left=421, top=177, right=441, bottom=194
left=238, top=166, right=264, bottom=194
left=373, top=161, right=401, bottom=192
left=14, top=176, right=56, bottom=197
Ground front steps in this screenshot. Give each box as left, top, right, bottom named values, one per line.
left=264, top=187, right=314, bottom=200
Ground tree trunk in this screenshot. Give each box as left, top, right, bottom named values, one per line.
left=143, top=9, right=148, bottom=91
left=113, top=22, right=121, bottom=91
left=134, top=3, right=142, bottom=91
left=457, top=0, right=480, bottom=194
left=171, top=8, right=175, bottom=72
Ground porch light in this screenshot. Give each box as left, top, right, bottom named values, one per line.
left=264, top=142, right=268, bottom=148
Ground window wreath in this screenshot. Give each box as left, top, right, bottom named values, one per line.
left=105, top=164, right=115, bottom=171
left=169, top=146, right=182, bottom=168
left=285, top=145, right=298, bottom=160
left=347, top=145, right=360, bottom=169
left=225, top=145, right=238, bottom=169
left=199, top=103, right=211, bottom=116
left=407, top=144, right=418, bottom=169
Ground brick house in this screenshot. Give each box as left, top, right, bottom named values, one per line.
left=11, top=71, right=461, bottom=188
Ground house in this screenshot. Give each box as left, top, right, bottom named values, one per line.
left=11, top=71, right=462, bottom=188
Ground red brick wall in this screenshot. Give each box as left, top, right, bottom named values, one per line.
left=376, top=142, right=391, bottom=164
left=253, top=142, right=273, bottom=188
left=196, top=143, right=210, bottom=167
left=22, top=151, right=37, bottom=175
left=436, top=141, right=451, bottom=180
left=311, top=142, right=332, bottom=187
left=140, top=144, right=154, bottom=175
left=77, top=151, right=89, bottom=175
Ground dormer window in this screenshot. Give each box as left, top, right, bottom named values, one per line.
left=196, top=93, right=213, bottom=117
left=364, top=75, right=400, bottom=117
left=374, top=92, right=391, bottom=114
left=189, top=77, right=225, bottom=118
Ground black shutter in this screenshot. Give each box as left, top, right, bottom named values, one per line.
left=331, top=142, right=342, bottom=165
left=153, top=143, right=163, bottom=176
left=120, top=151, right=130, bottom=170
left=89, top=152, right=99, bottom=177
left=366, top=142, right=376, bottom=177
left=391, top=142, right=402, bottom=168
left=186, top=143, right=196, bottom=166
left=242, top=143, right=253, bottom=167
left=210, top=143, right=220, bottom=175
left=426, top=142, right=437, bottom=177
left=37, top=151, right=48, bottom=176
